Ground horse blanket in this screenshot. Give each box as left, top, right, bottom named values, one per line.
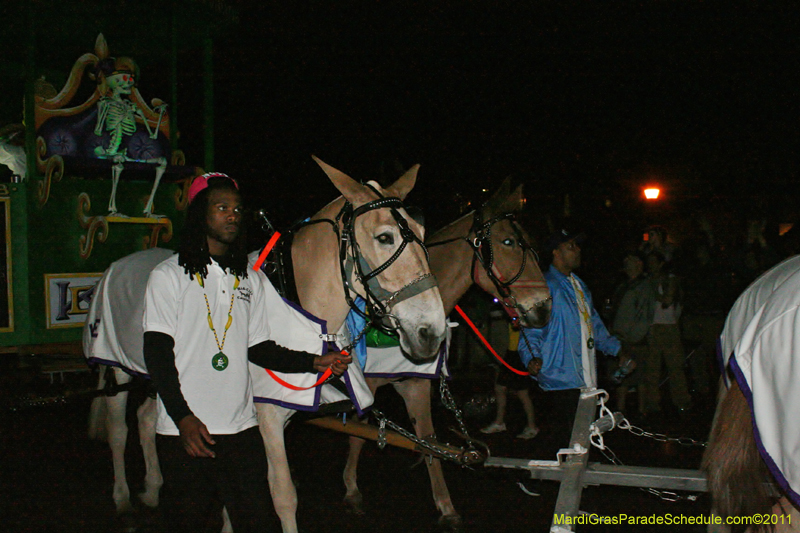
left=345, top=298, right=451, bottom=380
left=719, top=254, right=800, bottom=507
left=83, top=248, right=373, bottom=416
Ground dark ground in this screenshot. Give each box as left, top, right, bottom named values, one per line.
left=0, top=356, right=715, bottom=533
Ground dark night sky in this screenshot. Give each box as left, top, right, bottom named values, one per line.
left=187, top=2, right=800, bottom=237
left=4, top=2, right=800, bottom=247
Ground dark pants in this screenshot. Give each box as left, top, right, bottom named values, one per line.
left=541, top=388, right=582, bottom=456
left=157, top=426, right=274, bottom=533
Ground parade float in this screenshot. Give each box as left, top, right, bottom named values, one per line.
left=0, top=1, right=237, bottom=364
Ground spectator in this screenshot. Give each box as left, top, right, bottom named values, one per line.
left=640, top=225, right=678, bottom=264
left=481, top=320, right=540, bottom=440
left=731, top=216, right=780, bottom=293
left=642, top=251, right=692, bottom=415
left=518, top=229, right=623, bottom=447
left=608, top=251, right=654, bottom=413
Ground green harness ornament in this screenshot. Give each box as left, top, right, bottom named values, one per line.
left=365, top=326, right=401, bottom=348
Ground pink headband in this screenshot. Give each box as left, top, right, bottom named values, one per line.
left=187, top=172, right=239, bottom=204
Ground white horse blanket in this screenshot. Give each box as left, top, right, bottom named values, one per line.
left=83, top=248, right=373, bottom=416
left=720, top=254, right=800, bottom=508
left=345, top=296, right=452, bottom=379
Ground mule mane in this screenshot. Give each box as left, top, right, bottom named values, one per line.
left=702, top=380, right=777, bottom=528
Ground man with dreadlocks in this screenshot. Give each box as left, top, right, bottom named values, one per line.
left=143, top=173, right=350, bottom=532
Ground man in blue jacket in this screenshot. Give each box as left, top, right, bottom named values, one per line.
left=519, top=229, right=623, bottom=448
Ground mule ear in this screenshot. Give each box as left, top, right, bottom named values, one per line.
left=483, top=176, right=513, bottom=214
left=499, top=184, right=526, bottom=214
left=312, top=155, right=374, bottom=205
left=384, top=164, right=420, bottom=200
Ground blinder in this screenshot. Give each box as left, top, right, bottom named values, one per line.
left=337, top=191, right=436, bottom=333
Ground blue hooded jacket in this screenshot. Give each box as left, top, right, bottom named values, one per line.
left=518, top=266, right=620, bottom=390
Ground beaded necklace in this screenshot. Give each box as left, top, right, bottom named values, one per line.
left=195, top=272, right=240, bottom=371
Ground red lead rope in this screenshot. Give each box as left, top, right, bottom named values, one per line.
left=265, top=367, right=332, bottom=390
left=265, top=350, right=349, bottom=391
left=252, top=231, right=282, bottom=272
left=253, top=231, right=347, bottom=390
left=454, top=305, right=529, bottom=376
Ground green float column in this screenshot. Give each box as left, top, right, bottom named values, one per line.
left=170, top=4, right=179, bottom=154
left=24, top=2, right=36, bottom=180
left=203, top=32, right=214, bottom=172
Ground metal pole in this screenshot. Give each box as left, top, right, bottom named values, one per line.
left=170, top=3, right=179, bottom=153
left=24, top=1, right=36, bottom=180
left=203, top=31, right=214, bottom=171
left=549, top=392, right=597, bottom=532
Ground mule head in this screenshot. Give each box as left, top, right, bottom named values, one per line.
left=313, top=157, right=447, bottom=360
left=473, top=179, right=551, bottom=328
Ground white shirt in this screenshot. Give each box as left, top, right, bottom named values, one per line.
left=143, top=255, right=271, bottom=435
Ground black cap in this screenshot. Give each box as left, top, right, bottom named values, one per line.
left=546, top=228, right=586, bottom=252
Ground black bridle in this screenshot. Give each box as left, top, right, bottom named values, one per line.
left=428, top=208, right=544, bottom=316
left=293, top=186, right=437, bottom=334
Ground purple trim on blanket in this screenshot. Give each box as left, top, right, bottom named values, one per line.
left=253, top=367, right=370, bottom=416
left=282, top=297, right=329, bottom=354
left=87, top=357, right=150, bottom=379
left=729, top=354, right=800, bottom=509
left=253, top=366, right=324, bottom=410
left=342, top=371, right=367, bottom=417
left=253, top=396, right=320, bottom=412
left=328, top=342, right=370, bottom=417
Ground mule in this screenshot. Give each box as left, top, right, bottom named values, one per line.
left=255, top=158, right=445, bottom=532
left=702, top=255, right=800, bottom=532
left=341, top=178, right=551, bottom=529
left=84, top=157, right=446, bottom=533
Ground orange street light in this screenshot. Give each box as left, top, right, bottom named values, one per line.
left=644, top=187, right=660, bottom=200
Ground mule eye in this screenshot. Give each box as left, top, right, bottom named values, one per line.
left=376, top=233, right=395, bottom=245
left=502, top=238, right=515, bottom=246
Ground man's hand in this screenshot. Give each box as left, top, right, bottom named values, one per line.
left=177, top=414, right=216, bottom=458
left=526, top=357, right=543, bottom=376
left=313, top=351, right=352, bottom=376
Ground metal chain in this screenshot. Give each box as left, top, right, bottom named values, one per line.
left=382, top=273, right=434, bottom=308
left=617, top=418, right=707, bottom=448
left=595, top=444, right=699, bottom=502
left=345, top=321, right=371, bottom=354
left=439, top=375, right=473, bottom=444
left=377, top=416, right=388, bottom=450
left=371, top=409, right=475, bottom=465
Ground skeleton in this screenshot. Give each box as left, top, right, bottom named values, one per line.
left=0, top=124, right=26, bottom=180
left=93, top=60, right=168, bottom=218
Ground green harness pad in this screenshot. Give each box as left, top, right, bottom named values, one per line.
left=365, top=326, right=401, bottom=348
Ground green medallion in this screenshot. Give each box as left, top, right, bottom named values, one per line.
left=587, top=337, right=595, bottom=350
left=212, top=351, right=229, bottom=371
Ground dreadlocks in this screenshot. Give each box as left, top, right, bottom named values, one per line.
left=178, top=177, right=249, bottom=280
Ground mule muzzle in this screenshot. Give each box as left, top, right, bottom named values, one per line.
left=518, top=297, right=552, bottom=328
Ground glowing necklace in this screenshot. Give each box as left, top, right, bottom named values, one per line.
left=195, top=272, right=240, bottom=371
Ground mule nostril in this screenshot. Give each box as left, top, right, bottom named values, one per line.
left=418, top=326, right=430, bottom=340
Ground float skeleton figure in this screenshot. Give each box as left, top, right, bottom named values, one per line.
left=93, top=56, right=167, bottom=218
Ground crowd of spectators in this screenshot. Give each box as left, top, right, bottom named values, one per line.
left=464, top=209, right=795, bottom=450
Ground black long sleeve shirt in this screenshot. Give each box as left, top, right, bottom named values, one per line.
left=143, top=331, right=317, bottom=426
